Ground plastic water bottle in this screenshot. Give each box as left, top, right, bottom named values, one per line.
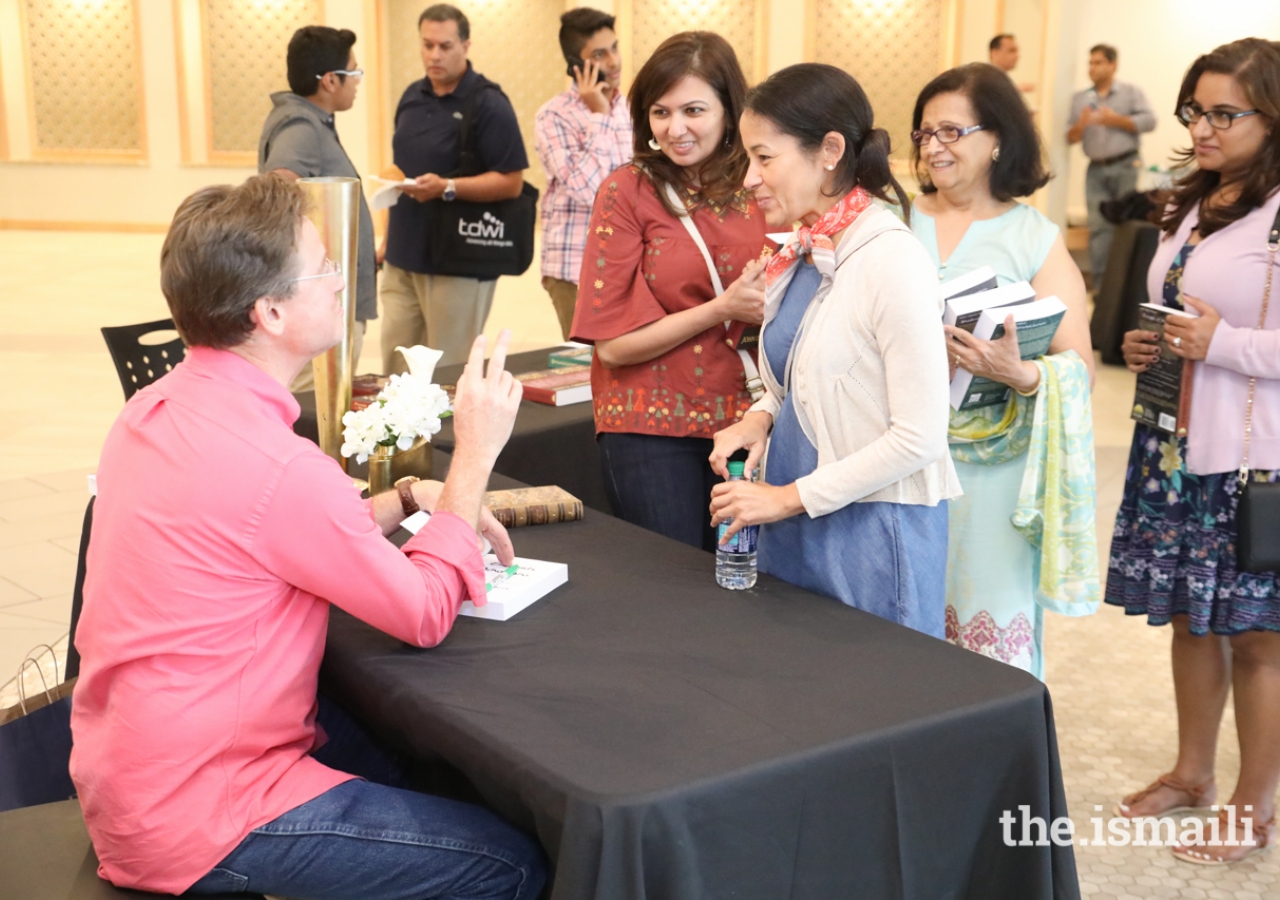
left=716, top=460, right=758, bottom=590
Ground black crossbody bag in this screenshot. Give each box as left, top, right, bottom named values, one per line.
left=425, top=78, right=539, bottom=278
left=1235, top=203, right=1280, bottom=573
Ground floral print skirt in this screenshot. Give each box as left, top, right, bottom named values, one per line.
left=1105, top=424, right=1280, bottom=635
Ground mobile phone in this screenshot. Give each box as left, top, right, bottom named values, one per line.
left=566, top=53, right=607, bottom=83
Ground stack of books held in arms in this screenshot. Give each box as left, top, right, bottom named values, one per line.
left=942, top=266, right=1067, bottom=411
left=1130, top=303, right=1199, bottom=436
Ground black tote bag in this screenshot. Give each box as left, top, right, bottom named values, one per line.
left=426, top=79, right=539, bottom=278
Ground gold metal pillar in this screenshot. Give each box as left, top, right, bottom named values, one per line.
left=299, top=176, right=360, bottom=471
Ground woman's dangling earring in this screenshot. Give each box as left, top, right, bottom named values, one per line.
left=992, top=146, right=1001, bottom=162
left=648, top=137, right=661, bottom=151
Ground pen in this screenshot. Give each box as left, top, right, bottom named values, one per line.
left=485, top=564, right=520, bottom=592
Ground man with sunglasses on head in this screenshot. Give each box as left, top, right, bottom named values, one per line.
left=258, top=25, right=377, bottom=391
left=1067, top=44, right=1156, bottom=287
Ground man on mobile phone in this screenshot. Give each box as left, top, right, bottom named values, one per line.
left=534, top=8, right=633, bottom=340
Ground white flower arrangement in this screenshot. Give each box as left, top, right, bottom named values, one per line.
left=340, top=345, right=451, bottom=464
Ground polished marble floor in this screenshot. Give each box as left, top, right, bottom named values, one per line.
left=0, top=230, right=1276, bottom=897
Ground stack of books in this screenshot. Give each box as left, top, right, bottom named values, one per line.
left=942, top=267, right=1066, bottom=411
left=516, top=365, right=592, bottom=406
left=548, top=345, right=592, bottom=368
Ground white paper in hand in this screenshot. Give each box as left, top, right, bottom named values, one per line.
left=369, top=176, right=416, bottom=211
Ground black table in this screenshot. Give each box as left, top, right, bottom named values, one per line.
left=294, top=347, right=609, bottom=514
left=320, top=455, right=1080, bottom=900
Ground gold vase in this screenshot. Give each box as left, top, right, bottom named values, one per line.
left=367, top=437, right=435, bottom=496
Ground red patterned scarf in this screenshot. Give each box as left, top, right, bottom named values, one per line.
left=765, top=187, right=873, bottom=286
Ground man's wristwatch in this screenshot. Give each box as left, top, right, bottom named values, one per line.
left=442, top=178, right=457, bottom=202
left=394, top=476, right=421, bottom=517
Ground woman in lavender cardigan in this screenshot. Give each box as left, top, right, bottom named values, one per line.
left=1108, top=38, right=1280, bottom=864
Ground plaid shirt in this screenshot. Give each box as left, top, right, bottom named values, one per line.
left=535, top=86, right=633, bottom=283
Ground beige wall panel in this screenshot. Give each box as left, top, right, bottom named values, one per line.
left=628, top=0, right=759, bottom=83
left=22, top=0, right=144, bottom=158
left=812, top=0, right=946, bottom=160
left=204, top=0, right=322, bottom=159
left=383, top=0, right=563, bottom=191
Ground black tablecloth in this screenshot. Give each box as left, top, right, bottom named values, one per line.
left=321, top=456, right=1080, bottom=900
left=294, top=347, right=609, bottom=513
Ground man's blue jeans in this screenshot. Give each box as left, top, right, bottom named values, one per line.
left=187, top=699, right=546, bottom=900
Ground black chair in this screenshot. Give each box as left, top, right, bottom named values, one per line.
left=1090, top=220, right=1162, bottom=366
left=0, top=800, right=263, bottom=899
left=66, top=496, right=93, bottom=680
left=100, top=319, right=186, bottom=401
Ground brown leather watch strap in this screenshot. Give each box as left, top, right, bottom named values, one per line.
left=395, top=476, right=420, bottom=518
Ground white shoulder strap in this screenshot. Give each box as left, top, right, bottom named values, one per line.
left=663, top=183, right=763, bottom=401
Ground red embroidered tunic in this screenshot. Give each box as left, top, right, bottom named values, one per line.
left=570, top=164, right=769, bottom=439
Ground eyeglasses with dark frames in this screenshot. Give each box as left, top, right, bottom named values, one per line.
left=910, top=124, right=986, bottom=147
left=1177, top=103, right=1259, bottom=130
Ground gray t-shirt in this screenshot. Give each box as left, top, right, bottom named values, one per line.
left=258, top=91, right=377, bottom=322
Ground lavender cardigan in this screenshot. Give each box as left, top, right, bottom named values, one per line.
left=1147, top=188, right=1280, bottom=475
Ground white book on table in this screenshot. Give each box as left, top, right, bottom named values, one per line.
left=399, top=512, right=567, bottom=620
left=460, top=556, right=568, bottom=620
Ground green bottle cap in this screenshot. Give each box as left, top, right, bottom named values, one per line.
left=728, top=460, right=745, bottom=477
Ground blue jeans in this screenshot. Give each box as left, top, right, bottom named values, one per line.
left=187, top=699, right=546, bottom=900
left=598, top=433, right=721, bottom=552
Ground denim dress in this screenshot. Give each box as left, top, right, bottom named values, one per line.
left=758, top=262, right=948, bottom=638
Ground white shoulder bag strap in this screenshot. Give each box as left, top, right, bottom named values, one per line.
left=664, top=183, right=765, bottom=402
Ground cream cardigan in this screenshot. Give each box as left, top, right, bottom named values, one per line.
left=751, top=205, right=962, bottom=516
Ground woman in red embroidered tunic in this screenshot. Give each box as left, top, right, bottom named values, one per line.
left=571, top=31, right=769, bottom=551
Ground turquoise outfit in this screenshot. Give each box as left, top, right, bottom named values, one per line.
left=758, top=262, right=948, bottom=637
left=912, top=202, right=1069, bottom=678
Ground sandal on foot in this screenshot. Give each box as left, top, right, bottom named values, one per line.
left=1114, top=773, right=1215, bottom=818
left=1172, top=809, right=1276, bottom=865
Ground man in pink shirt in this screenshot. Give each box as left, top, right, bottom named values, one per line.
left=69, top=175, right=546, bottom=900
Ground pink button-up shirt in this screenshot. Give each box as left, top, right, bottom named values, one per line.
left=535, top=85, right=633, bottom=283
left=70, top=346, right=486, bottom=894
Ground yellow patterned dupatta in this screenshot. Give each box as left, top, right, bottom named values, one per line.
left=950, top=352, right=1100, bottom=615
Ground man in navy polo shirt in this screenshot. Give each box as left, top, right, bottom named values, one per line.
left=382, top=3, right=528, bottom=373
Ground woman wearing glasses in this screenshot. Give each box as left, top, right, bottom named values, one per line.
left=1109, top=38, right=1280, bottom=864
left=908, top=64, right=1096, bottom=678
